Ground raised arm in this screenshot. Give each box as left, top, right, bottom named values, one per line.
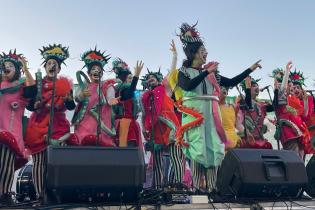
left=170, top=40, right=177, bottom=71
left=280, top=61, right=292, bottom=92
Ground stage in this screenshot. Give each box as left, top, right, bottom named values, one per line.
left=5, top=199, right=315, bottom=210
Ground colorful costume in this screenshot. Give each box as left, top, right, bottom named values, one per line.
left=72, top=48, right=116, bottom=146
left=141, top=69, right=184, bottom=188
left=239, top=78, right=273, bottom=149
left=24, top=44, right=75, bottom=199
left=0, top=50, right=36, bottom=204
left=112, top=58, right=141, bottom=147
left=289, top=70, right=314, bottom=154
left=177, top=23, right=253, bottom=191
left=274, top=67, right=310, bottom=159
left=220, top=104, right=241, bottom=150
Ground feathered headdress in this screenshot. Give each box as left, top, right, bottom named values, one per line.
left=0, top=49, right=24, bottom=70
left=240, top=78, right=261, bottom=91
left=39, top=44, right=69, bottom=66
left=81, top=47, right=110, bottom=70
left=112, top=58, right=131, bottom=77
left=178, top=22, right=203, bottom=49
left=141, top=68, right=164, bottom=89
left=290, top=69, right=305, bottom=86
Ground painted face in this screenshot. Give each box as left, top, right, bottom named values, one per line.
left=88, top=65, right=103, bottom=83
left=292, top=84, right=303, bottom=99
left=45, top=59, right=60, bottom=78
left=126, top=74, right=133, bottom=83
left=146, top=74, right=159, bottom=88
left=2, top=61, right=17, bottom=81
left=251, top=83, right=260, bottom=98
left=194, top=45, right=208, bottom=65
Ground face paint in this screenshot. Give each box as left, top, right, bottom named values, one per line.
left=45, top=59, right=60, bottom=78
left=89, top=65, right=103, bottom=83
left=3, top=61, right=16, bottom=81
left=194, top=45, right=208, bottom=65
left=146, top=74, right=159, bottom=88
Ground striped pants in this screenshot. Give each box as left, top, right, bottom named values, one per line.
left=0, top=145, right=15, bottom=196
left=32, top=150, right=46, bottom=199
left=153, top=143, right=184, bottom=188
left=190, top=160, right=218, bottom=192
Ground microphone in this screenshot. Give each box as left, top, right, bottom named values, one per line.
left=260, top=85, right=271, bottom=92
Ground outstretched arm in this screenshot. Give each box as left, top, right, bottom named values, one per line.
left=219, top=60, right=262, bottom=87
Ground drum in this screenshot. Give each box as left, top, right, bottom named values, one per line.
left=15, top=164, right=36, bottom=202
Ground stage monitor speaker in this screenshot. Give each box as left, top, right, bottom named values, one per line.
left=217, top=149, right=307, bottom=199
left=305, top=154, right=315, bottom=197
left=45, top=146, right=146, bottom=204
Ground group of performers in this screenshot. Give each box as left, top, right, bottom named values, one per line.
left=1, top=22, right=315, bottom=205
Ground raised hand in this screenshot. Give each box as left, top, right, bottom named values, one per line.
left=249, top=59, right=262, bottom=71
left=170, top=40, right=177, bottom=55
left=286, top=61, right=293, bottom=71
left=134, top=60, right=144, bottom=77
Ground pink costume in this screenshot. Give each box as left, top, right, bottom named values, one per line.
left=72, top=80, right=116, bottom=146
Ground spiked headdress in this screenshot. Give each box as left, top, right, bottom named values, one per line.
left=141, top=68, right=164, bottom=89
left=270, top=68, right=285, bottom=82
left=81, top=47, right=110, bottom=70
left=112, top=58, right=131, bottom=77
left=0, top=49, right=24, bottom=70
left=178, top=22, right=203, bottom=49
left=39, top=44, right=69, bottom=66
left=290, top=69, right=305, bottom=86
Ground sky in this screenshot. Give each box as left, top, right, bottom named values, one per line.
left=1, top=0, right=315, bottom=98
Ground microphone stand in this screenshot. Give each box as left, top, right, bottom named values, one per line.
left=47, top=66, right=57, bottom=145
left=96, top=71, right=102, bottom=146
left=265, top=87, right=280, bottom=150
left=0, top=63, right=3, bottom=89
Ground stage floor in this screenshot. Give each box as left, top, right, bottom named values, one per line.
left=7, top=199, right=315, bottom=210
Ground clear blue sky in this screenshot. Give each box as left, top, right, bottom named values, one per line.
left=1, top=0, right=315, bottom=96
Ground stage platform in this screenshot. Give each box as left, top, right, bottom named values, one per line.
left=4, top=199, right=315, bottom=210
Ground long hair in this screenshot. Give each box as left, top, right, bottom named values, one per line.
left=182, top=42, right=203, bottom=68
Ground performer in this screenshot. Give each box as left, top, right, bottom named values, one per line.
left=176, top=22, right=261, bottom=192
left=289, top=70, right=314, bottom=154
left=238, top=77, right=273, bottom=149
left=72, top=48, right=119, bottom=146
left=112, top=58, right=143, bottom=147
left=274, top=61, right=310, bottom=159
left=141, top=69, right=184, bottom=188
left=219, top=86, right=242, bottom=151
left=25, top=44, right=75, bottom=200
left=0, top=50, right=36, bottom=205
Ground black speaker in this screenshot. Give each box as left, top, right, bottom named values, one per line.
left=45, top=146, right=146, bottom=204
left=305, top=155, right=315, bottom=197
left=217, top=149, right=307, bottom=199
